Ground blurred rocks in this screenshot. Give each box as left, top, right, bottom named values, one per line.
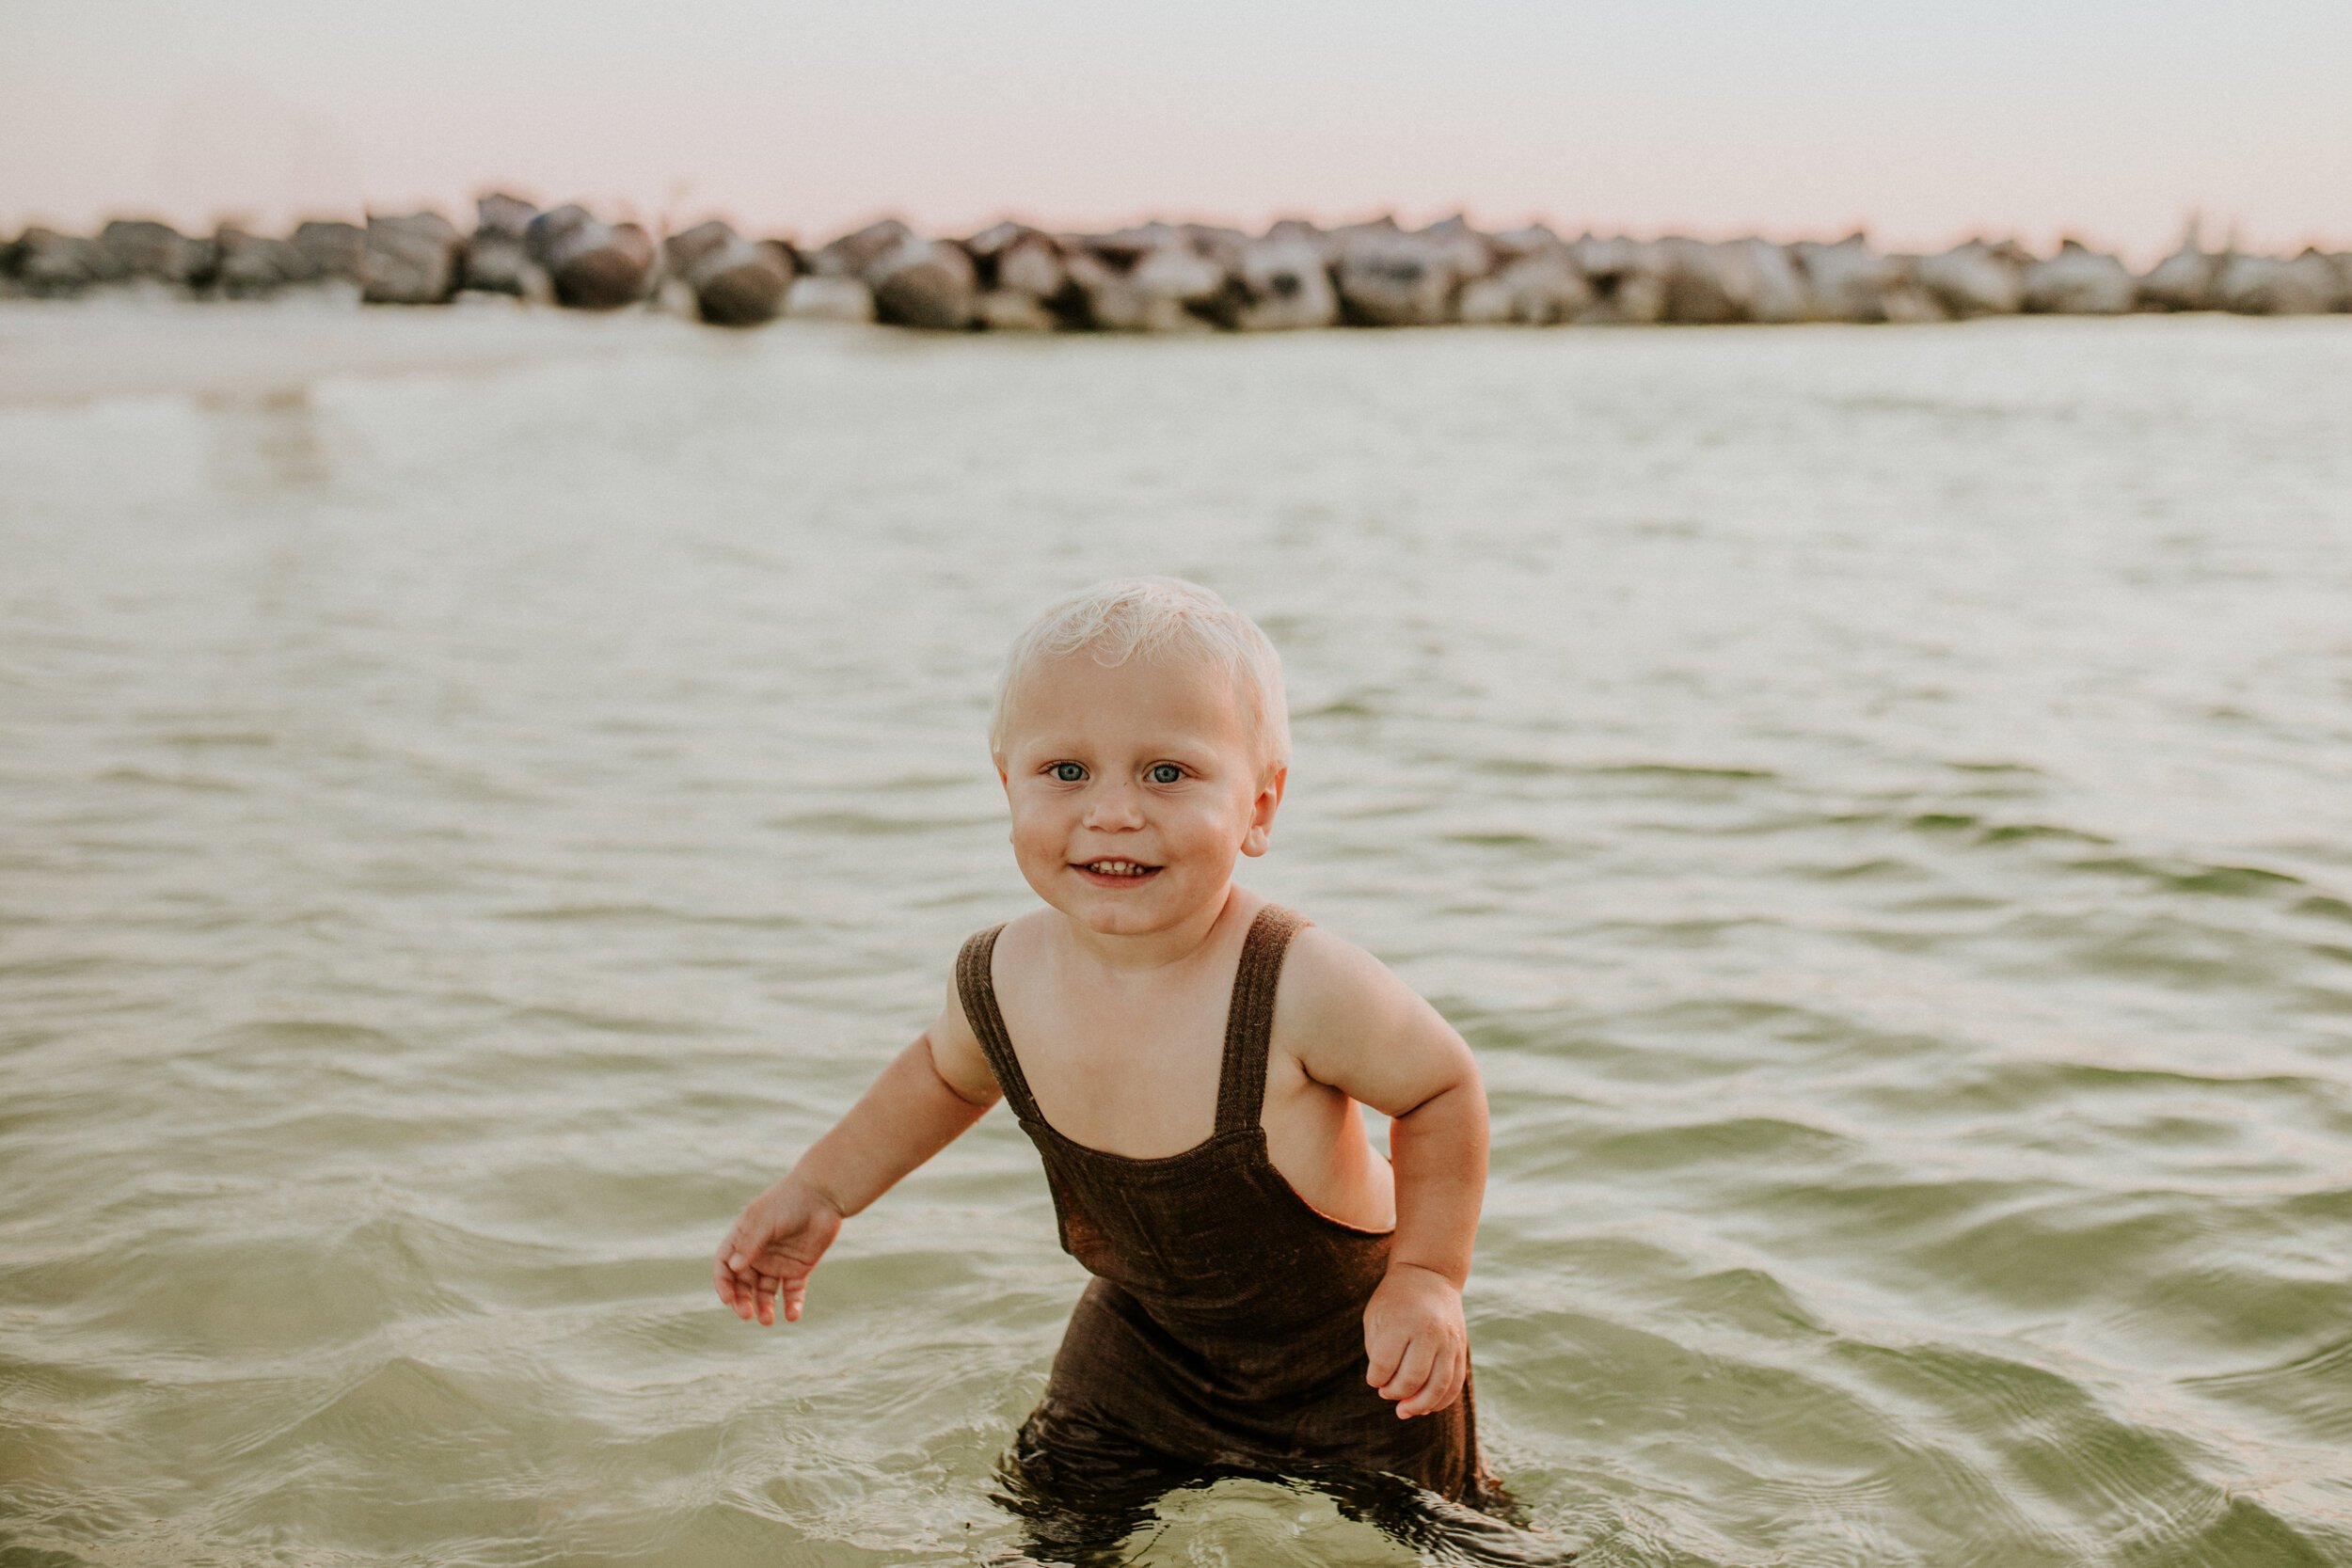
left=2021, top=241, right=2135, bottom=315
left=867, top=237, right=977, bottom=330
left=291, top=221, right=366, bottom=283
left=1232, top=232, right=1340, bottom=330
left=810, top=218, right=915, bottom=280
left=11, top=199, right=2347, bottom=336
left=1331, top=221, right=1466, bottom=326
left=1915, top=241, right=2025, bottom=318
left=99, top=219, right=211, bottom=285
left=11, top=228, right=109, bottom=294
left=2209, top=250, right=2343, bottom=315
left=1572, top=238, right=1666, bottom=325
left=525, top=205, right=656, bottom=309
left=462, top=193, right=544, bottom=298
left=784, top=274, right=874, bottom=322
left=2137, top=242, right=2217, bottom=311
left=212, top=226, right=302, bottom=297
left=363, top=213, right=463, bottom=304
left=665, top=219, right=792, bottom=326
left=967, top=224, right=1073, bottom=329
left=1460, top=239, right=1591, bottom=325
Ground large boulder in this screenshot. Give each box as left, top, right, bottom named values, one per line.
left=11, top=228, right=109, bottom=294
left=1915, top=241, right=2025, bottom=317
left=1655, top=237, right=1739, bottom=324
left=868, top=237, right=977, bottom=329
left=2020, top=241, right=2134, bottom=314
left=526, top=206, right=656, bottom=309
left=665, top=219, right=791, bottom=326
left=98, top=219, right=209, bottom=285
left=2209, top=250, right=2344, bottom=315
left=974, top=290, right=1060, bottom=330
left=1569, top=237, right=1667, bottom=325
left=462, top=192, right=542, bottom=296
left=1331, top=221, right=1459, bottom=326
left=363, top=212, right=462, bottom=304
left=1231, top=234, right=1339, bottom=330
left=1065, top=241, right=1228, bottom=331
left=2137, top=244, right=2217, bottom=311
left=290, top=220, right=366, bottom=281
left=810, top=218, right=915, bottom=279
left=1459, top=244, right=1592, bottom=325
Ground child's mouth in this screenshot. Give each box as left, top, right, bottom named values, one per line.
left=1073, top=859, right=1161, bottom=886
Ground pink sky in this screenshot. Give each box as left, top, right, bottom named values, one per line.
left=5, top=0, right=2347, bottom=263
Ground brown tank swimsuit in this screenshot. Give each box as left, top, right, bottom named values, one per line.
left=955, top=903, right=1502, bottom=1536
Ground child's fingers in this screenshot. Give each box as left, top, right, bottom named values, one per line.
left=1379, top=1337, right=1438, bottom=1406
left=1363, top=1326, right=1405, bottom=1389
left=1396, top=1346, right=1464, bottom=1418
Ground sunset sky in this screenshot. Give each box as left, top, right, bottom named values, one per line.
left=6, top=0, right=2347, bottom=261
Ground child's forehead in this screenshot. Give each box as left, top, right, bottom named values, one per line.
left=1006, top=648, right=1248, bottom=736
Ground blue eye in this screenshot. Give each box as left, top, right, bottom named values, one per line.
left=1148, top=764, right=1183, bottom=784
left=1051, top=762, right=1087, bottom=783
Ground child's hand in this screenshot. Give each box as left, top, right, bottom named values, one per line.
left=1362, top=1262, right=1468, bottom=1418
left=712, top=1176, right=843, bottom=1326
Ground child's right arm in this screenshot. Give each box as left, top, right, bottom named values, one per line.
left=711, top=964, right=1001, bottom=1326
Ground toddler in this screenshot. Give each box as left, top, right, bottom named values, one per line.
left=714, top=577, right=1502, bottom=1544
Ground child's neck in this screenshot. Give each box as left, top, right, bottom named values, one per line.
left=1051, top=882, right=1247, bottom=975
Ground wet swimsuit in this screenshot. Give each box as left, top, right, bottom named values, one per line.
left=954, top=903, right=1499, bottom=1522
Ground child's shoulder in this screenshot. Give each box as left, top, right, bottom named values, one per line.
left=1273, top=911, right=1438, bottom=1044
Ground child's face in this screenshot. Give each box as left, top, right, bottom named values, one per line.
left=996, top=650, right=1284, bottom=938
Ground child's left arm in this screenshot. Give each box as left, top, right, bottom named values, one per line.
left=1279, top=927, right=1489, bottom=1420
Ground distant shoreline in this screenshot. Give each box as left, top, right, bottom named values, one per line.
left=8, top=201, right=2349, bottom=340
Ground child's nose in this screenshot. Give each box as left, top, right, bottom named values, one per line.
left=1082, top=779, right=1147, bottom=829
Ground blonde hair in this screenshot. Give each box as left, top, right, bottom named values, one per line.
left=988, top=577, right=1292, bottom=779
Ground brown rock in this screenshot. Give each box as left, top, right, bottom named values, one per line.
left=811, top=218, right=916, bottom=280
left=362, top=212, right=462, bottom=304
left=667, top=221, right=790, bottom=326
left=290, top=220, right=366, bottom=281
left=99, top=218, right=209, bottom=284
left=868, top=238, right=977, bottom=330
left=11, top=227, right=108, bottom=294
left=212, top=226, right=301, bottom=297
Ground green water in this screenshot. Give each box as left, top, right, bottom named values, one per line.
left=3, top=310, right=2350, bottom=1565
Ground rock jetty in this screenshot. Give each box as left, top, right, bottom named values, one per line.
left=6, top=198, right=2346, bottom=331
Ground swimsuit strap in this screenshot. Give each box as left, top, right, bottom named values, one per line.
left=1214, top=903, right=1309, bottom=1136
left=955, top=924, right=1046, bottom=1124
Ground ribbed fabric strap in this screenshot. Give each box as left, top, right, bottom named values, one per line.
left=956, top=924, right=1045, bottom=1123
left=1214, top=904, right=1307, bottom=1135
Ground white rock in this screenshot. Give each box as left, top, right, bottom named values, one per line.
left=784, top=275, right=875, bottom=322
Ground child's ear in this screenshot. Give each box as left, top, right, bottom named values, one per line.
left=1241, top=765, right=1288, bottom=858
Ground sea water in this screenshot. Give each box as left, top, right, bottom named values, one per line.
left=3, top=309, right=2349, bottom=1566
